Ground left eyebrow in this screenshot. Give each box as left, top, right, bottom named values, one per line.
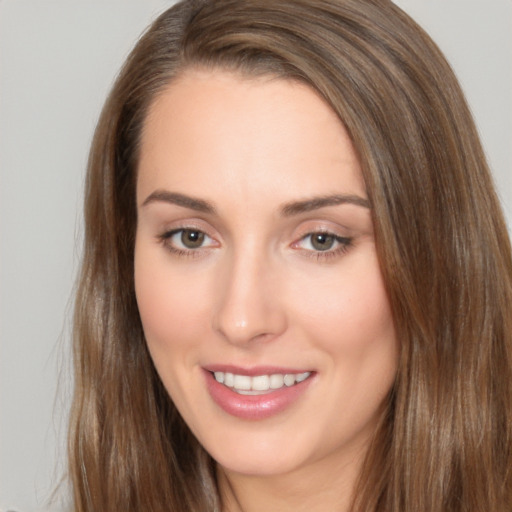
left=141, top=190, right=216, bottom=214
left=280, top=194, right=370, bottom=216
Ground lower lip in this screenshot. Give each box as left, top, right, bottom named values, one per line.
left=204, top=370, right=314, bottom=420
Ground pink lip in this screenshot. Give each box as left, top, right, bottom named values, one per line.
left=203, top=364, right=309, bottom=376
left=203, top=367, right=314, bottom=420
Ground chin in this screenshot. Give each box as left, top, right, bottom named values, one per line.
left=194, top=422, right=322, bottom=477
left=214, top=448, right=305, bottom=477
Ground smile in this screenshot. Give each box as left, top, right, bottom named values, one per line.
left=204, top=367, right=315, bottom=420
left=213, top=371, right=311, bottom=395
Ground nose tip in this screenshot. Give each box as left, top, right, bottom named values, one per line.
left=216, top=317, right=272, bottom=345
left=212, top=258, right=287, bottom=346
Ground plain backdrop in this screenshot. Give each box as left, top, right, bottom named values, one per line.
left=0, top=1, right=510, bottom=510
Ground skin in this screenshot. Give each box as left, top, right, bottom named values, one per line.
left=135, top=69, right=397, bottom=512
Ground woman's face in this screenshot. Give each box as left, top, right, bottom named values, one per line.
left=135, top=69, right=397, bottom=478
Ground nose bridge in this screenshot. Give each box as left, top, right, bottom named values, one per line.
left=212, top=239, right=286, bottom=345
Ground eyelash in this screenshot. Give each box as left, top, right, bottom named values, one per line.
left=294, top=232, right=353, bottom=261
left=158, top=228, right=353, bottom=261
left=158, top=228, right=216, bottom=258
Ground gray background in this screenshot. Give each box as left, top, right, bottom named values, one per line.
left=1, top=1, right=510, bottom=510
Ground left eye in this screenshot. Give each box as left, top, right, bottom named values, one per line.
left=297, top=232, right=350, bottom=252
left=165, top=228, right=214, bottom=250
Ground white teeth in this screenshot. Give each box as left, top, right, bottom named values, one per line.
left=213, top=370, right=311, bottom=393
left=269, top=374, right=284, bottom=389
left=224, top=372, right=234, bottom=387
left=233, top=374, right=251, bottom=390
left=252, top=374, right=270, bottom=391
left=283, top=374, right=295, bottom=386
left=295, top=372, right=310, bottom=383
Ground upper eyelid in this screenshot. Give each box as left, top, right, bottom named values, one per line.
left=293, top=224, right=351, bottom=240
left=160, top=221, right=216, bottom=237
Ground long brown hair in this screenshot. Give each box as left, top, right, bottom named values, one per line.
left=69, top=0, right=512, bottom=510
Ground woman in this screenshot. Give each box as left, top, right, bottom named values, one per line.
left=69, top=0, right=512, bottom=510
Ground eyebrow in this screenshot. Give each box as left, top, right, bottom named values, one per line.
left=141, top=190, right=370, bottom=216
left=280, top=194, right=370, bottom=216
left=142, top=190, right=216, bottom=214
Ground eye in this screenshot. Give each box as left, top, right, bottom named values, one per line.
left=160, top=228, right=216, bottom=253
left=294, top=231, right=352, bottom=257
left=177, top=229, right=207, bottom=249
left=308, top=233, right=338, bottom=251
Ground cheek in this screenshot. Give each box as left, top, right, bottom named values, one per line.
left=134, top=246, right=209, bottom=354
left=135, top=265, right=175, bottom=346
left=134, top=245, right=216, bottom=414
left=296, top=257, right=397, bottom=426
left=290, top=254, right=395, bottom=354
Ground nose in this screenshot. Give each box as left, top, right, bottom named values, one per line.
left=212, top=248, right=287, bottom=347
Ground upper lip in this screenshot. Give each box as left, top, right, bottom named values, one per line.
left=203, top=364, right=313, bottom=376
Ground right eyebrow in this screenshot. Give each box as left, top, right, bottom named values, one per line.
left=280, top=194, right=370, bottom=216
left=141, top=190, right=216, bottom=215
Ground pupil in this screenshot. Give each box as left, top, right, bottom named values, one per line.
left=181, top=230, right=204, bottom=248
left=312, top=233, right=334, bottom=251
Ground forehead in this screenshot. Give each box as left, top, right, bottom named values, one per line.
left=137, top=69, right=366, bottom=207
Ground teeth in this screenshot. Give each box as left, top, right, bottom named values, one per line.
left=295, top=372, right=310, bottom=383
left=233, top=374, right=251, bottom=390
left=213, top=370, right=311, bottom=393
left=252, top=375, right=270, bottom=391
left=224, top=372, right=234, bottom=387
left=270, top=374, right=284, bottom=389
left=283, top=374, right=295, bottom=386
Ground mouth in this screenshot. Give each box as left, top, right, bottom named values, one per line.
left=211, top=370, right=311, bottom=395
left=203, top=366, right=315, bottom=420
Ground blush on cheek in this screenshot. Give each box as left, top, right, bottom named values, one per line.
left=135, top=263, right=210, bottom=355
left=298, top=269, right=395, bottom=360
left=135, top=262, right=172, bottom=347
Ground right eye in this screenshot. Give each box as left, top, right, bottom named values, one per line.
left=160, top=228, right=217, bottom=254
